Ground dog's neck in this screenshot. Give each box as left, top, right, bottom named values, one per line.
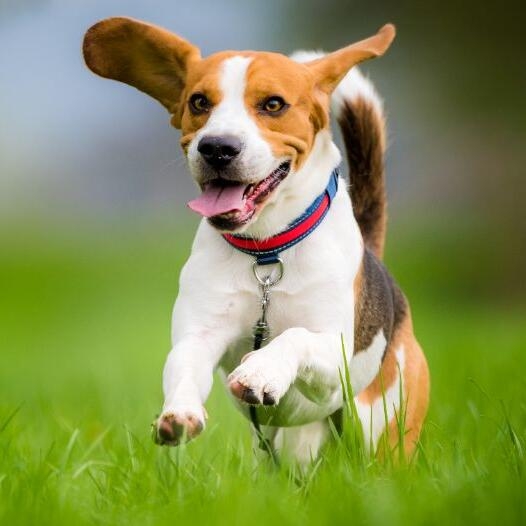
left=238, top=130, right=342, bottom=240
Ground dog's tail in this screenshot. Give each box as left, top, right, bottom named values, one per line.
left=333, top=67, right=388, bottom=260
left=292, top=51, right=388, bottom=259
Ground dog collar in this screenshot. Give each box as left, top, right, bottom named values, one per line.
left=222, top=169, right=339, bottom=265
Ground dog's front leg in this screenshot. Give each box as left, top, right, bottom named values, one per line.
left=153, top=334, right=220, bottom=445
left=228, top=328, right=347, bottom=407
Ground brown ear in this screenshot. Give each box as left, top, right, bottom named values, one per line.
left=307, top=24, right=396, bottom=94
left=82, top=17, right=200, bottom=114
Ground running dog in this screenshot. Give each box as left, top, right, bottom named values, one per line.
left=83, top=17, right=429, bottom=463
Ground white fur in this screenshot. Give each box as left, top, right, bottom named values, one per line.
left=187, top=56, right=279, bottom=189
left=162, top=171, right=362, bottom=428
left=159, top=52, right=392, bottom=463
left=355, top=346, right=405, bottom=452
left=290, top=50, right=383, bottom=121
left=350, top=329, right=387, bottom=393
left=274, top=420, right=330, bottom=464
left=332, top=66, right=383, bottom=117
left=188, top=54, right=344, bottom=239
left=243, top=129, right=341, bottom=238
left=289, top=50, right=325, bottom=63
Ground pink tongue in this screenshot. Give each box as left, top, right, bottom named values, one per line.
left=187, top=181, right=250, bottom=218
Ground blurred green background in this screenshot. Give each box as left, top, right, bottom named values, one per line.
left=1, top=0, right=525, bottom=297
left=1, top=1, right=525, bottom=524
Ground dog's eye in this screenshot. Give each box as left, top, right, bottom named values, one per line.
left=261, top=96, right=287, bottom=114
left=189, top=93, right=210, bottom=114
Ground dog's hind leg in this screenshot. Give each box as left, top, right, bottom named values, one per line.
left=272, top=420, right=330, bottom=465
left=355, top=312, right=429, bottom=458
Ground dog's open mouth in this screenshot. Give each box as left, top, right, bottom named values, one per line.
left=187, top=162, right=291, bottom=230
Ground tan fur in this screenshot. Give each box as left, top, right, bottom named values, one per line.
left=83, top=17, right=395, bottom=174
left=177, top=51, right=322, bottom=172
left=82, top=18, right=429, bottom=458
left=244, top=53, right=322, bottom=171
left=307, top=24, right=395, bottom=95
left=178, top=52, right=236, bottom=151
left=358, top=310, right=430, bottom=457
left=82, top=17, right=200, bottom=114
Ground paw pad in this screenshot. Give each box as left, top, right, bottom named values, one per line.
left=153, top=412, right=203, bottom=446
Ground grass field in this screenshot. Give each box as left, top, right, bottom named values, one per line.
left=1, top=218, right=525, bottom=525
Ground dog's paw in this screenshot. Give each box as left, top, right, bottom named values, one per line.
left=228, top=350, right=295, bottom=406
left=152, top=408, right=206, bottom=446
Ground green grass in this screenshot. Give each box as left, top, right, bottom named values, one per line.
left=1, top=219, right=525, bottom=525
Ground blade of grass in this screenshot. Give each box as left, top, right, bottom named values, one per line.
left=0, top=403, right=23, bottom=434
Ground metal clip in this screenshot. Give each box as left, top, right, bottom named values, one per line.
left=251, top=258, right=283, bottom=348
left=252, top=258, right=284, bottom=287
left=252, top=276, right=271, bottom=342
left=252, top=319, right=270, bottom=342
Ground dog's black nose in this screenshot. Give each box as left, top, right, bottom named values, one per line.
left=197, top=135, right=242, bottom=168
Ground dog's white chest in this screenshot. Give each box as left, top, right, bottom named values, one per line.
left=171, top=187, right=363, bottom=427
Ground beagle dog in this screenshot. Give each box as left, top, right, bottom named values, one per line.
left=83, top=17, right=429, bottom=463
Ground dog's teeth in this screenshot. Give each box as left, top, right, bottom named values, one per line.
left=243, top=184, right=254, bottom=198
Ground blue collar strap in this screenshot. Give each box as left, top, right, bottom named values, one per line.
left=222, top=169, right=339, bottom=265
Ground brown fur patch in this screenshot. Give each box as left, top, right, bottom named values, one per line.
left=338, top=97, right=387, bottom=260
left=178, top=51, right=324, bottom=173
left=83, top=17, right=200, bottom=114
left=84, top=18, right=395, bottom=179
left=178, top=52, right=240, bottom=149
left=358, top=310, right=430, bottom=457
left=108, top=46, right=324, bottom=172
left=354, top=248, right=406, bottom=356
left=244, top=54, right=321, bottom=171
left=307, top=24, right=396, bottom=94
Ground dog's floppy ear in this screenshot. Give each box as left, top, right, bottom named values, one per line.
left=307, top=24, right=395, bottom=94
left=83, top=17, right=200, bottom=116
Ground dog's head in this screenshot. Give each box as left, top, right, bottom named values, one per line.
left=83, top=18, right=394, bottom=233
